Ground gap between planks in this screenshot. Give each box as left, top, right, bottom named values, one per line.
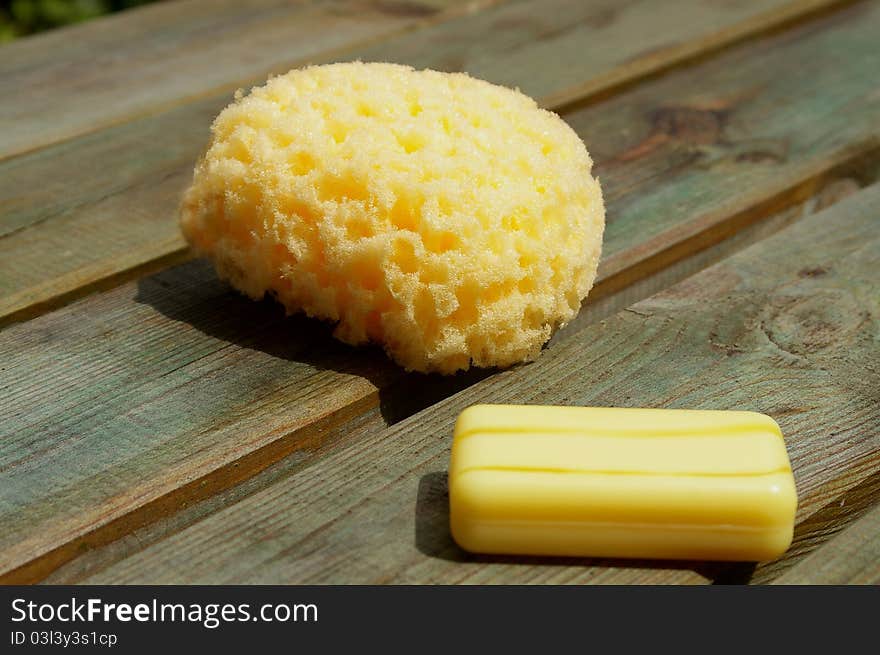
left=0, top=0, right=506, bottom=163
left=2, top=1, right=880, bottom=582
left=5, top=171, right=875, bottom=585
left=0, top=0, right=852, bottom=164
left=0, top=0, right=865, bottom=326
left=75, top=184, right=880, bottom=584
left=39, top=177, right=862, bottom=585
left=545, top=0, right=860, bottom=113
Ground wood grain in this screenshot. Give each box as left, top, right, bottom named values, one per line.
left=80, top=183, right=880, bottom=585
left=754, top=470, right=880, bottom=582
left=0, top=0, right=486, bottom=161
left=40, top=181, right=859, bottom=585
left=3, top=2, right=880, bottom=583
left=2, top=0, right=844, bottom=162
left=771, top=503, right=880, bottom=584
left=351, top=0, right=853, bottom=109
left=0, top=0, right=861, bottom=325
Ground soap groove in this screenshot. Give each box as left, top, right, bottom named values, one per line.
left=455, top=465, right=793, bottom=478
left=454, top=425, right=784, bottom=441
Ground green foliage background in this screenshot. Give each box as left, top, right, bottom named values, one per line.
left=0, top=0, right=161, bottom=42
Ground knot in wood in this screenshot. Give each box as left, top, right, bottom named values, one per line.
left=652, top=106, right=724, bottom=146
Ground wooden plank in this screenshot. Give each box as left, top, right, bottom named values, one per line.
left=0, top=0, right=858, bottom=326
left=0, top=0, right=843, bottom=162
left=771, top=503, right=880, bottom=584
left=749, top=463, right=879, bottom=582
left=2, top=3, right=880, bottom=583
left=80, top=183, right=880, bottom=585
left=40, top=184, right=855, bottom=584
left=350, top=0, right=854, bottom=109
left=0, top=0, right=486, bottom=161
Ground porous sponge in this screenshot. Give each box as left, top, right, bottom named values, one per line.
left=180, top=62, right=604, bottom=374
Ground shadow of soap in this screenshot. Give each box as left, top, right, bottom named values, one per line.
left=415, top=471, right=757, bottom=583
left=415, top=471, right=469, bottom=562
left=749, top=470, right=880, bottom=584
left=134, top=258, right=491, bottom=427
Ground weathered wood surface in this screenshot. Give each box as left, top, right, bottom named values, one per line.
left=0, top=0, right=485, bottom=161
left=83, top=184, right=880, bottom=584
left=2, top=1, right=879, bottom=584
left=41, top=189, right=848, bottom=584
left=772, top=503, right=880, bottom=584
left=2, top=0, right=842, bottom=161
left=749, top=459, right=879, bottom=582
left=0, top=0, right=858, bottom=325
left=349, top=0, right=852, bottom=110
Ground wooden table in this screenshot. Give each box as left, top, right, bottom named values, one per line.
left=1, top=0, right=878, bottom=585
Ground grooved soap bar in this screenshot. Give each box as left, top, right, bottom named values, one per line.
left=449, top=405, right=797, bottom=561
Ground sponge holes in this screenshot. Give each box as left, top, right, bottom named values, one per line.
left=348, top=259, right=383, bottom=291
left=394, top=130, right=427, bottom=154
left=388, top=233, right=460, bottom=279
left=391, top=238, right=419, bottom=274
left=344, top=217, right=375, bottom=240
left=389, top=198, right=420, bottom=231
left=316, top=172, right=371, bottom=203
left=421, top=230, right=460, bottom=254
left=288, top=151, right=316, bottom=176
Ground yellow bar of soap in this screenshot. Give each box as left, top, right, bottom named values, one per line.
left=449, top=405, right=797, bottom=561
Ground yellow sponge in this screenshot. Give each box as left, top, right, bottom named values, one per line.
left=180, top=62, right=604, bottom=374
